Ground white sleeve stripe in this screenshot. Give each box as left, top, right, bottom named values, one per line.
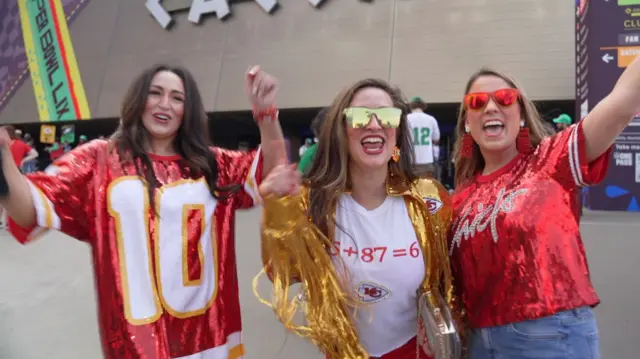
left=568, top=125, right=587, bottom=187
left=243, top=146, right=262, bottom=204
left=568, top=125, right=583, bottom=186
left=26, top=180, right=61, bottom=230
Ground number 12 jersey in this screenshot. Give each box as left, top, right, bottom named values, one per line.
left=407, top=112, right=440, bottom=165
left=8, top=140, right=263, bottom=359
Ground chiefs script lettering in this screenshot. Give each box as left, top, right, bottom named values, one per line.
left=450, top=188, right=528, bottom=254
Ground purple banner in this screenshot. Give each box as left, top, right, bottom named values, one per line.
left=576, top=0, right=640, bottom=211
left=0, top=0, right=90, bottom=115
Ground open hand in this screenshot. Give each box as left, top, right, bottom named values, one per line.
left=259, top=163, right=301, bottom=198
left=258, top=139, right=301, bottom=198
left=246, top=65, right=278, bottom=111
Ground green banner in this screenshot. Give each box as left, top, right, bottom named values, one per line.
left=619, top=0, right=640, bottom=6
left=19, top=0, right=91, bottom=122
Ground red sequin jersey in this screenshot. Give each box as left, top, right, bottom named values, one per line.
left=450, top=122, right=611, bottom=328
left=8, top=140, right=262, bottom=359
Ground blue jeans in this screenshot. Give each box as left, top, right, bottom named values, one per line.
left=469, top=307, right=600, bottom=359
left=22, top=160, right=37, bottom=174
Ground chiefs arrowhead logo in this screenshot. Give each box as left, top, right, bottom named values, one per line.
left=356, top=282, right=391, bottom=303
left=424, top=197, right=443, bottom=214
left=296, top=291, right=307, bottom=303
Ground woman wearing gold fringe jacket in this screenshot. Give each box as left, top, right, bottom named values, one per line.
left=256, top=78, right=464, bottom=359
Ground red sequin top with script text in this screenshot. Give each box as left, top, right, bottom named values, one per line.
left=8, top=140, right=262, bottom=359
left=450, top=122, right=611, bottom=328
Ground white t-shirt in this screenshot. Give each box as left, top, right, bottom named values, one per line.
left=332, top=195, right=425, bottom=357
left=407, top=112, right=440, bottom=165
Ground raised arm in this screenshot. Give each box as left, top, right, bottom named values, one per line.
left=0, top=128, right=98, bottom=242
left=583, top=56, right=640, bottom=162
left=0, top=128, right=35, bottom=228
left=246, top=66, right=285, bottom=178
left=256, top=143, right=304, bottom=279
left=212, top=66, right=285, bottom=210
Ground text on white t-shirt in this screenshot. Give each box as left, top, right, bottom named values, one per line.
left=332, top=195, right=425, bottom=357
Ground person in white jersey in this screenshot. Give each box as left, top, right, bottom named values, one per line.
left=407, top=97, right=440, bottom=178
left=254, top=79, right=463, bottom=359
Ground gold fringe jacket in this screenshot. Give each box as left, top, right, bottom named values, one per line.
left=255, top=177, right=465, bottom=358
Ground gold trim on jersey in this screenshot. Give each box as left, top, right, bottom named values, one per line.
left=228, top=343, right=245, bottom=359
left=182, top=204, right=206, bottom=287
left=107, top=176, right=162, bottom=326
left=154, top=178, right=219, bottom=320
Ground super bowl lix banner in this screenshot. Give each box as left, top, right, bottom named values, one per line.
left=18, top=0, right=91, bottom=122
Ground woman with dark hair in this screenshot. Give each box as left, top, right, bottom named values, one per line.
left=0, top=64, right=283, bottom=358
left=256, top=79, right=463, bottom=358
left=450, top=57, right=640, bottom=359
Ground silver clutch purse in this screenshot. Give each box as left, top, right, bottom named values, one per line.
left=417, top=289, right=462, bottom=359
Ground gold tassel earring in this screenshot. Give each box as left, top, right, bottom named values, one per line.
left=392, top=146, right=400, bottom=163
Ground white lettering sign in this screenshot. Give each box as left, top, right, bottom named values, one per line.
left=146, top=0, right=172, bottom=28
left=614, top=152, right=634, bottom=167
left=146, top=0, right=330, bottom=29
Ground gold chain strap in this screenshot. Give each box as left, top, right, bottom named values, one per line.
left=416, top=300, right=421, bottom=359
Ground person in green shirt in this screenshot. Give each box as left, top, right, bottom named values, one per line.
left=298, top=108, right=327, bottom=174
left=552, top=113, right=572, bottom=131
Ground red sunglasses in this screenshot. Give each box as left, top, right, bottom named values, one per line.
left=464, top=88, right=520, bottom=111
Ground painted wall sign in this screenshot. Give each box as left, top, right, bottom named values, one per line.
left=146, top=0, right=343, bottom=29
left=18, top=0, right=91, bottom=122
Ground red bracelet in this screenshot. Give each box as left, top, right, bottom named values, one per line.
left=253, top=105, right=279, bottom=124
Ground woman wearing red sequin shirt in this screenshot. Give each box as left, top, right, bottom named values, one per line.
left=450, top=56, right=640, bottom=359
left=0, top=64, right=283, bottom=359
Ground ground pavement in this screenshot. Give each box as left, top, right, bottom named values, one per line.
left=0, top=209, right=637, bottom=359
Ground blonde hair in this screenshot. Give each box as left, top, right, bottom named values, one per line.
left=452, top=68, right=553, bottom=187
left=304, top=78, right=416, bottom=235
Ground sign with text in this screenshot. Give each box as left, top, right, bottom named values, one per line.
left=18, top=0, right=91, bottom=122
left=576, top=0, right=640, bottom=211
left=0, top=0, right=89, bottom=118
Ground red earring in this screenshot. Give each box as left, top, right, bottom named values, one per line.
left=517, top=121, right=532, bottom=154
left=461, top=127, right=474, bottom=158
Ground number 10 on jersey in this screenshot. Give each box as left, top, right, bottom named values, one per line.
left=108, top=177, right=219, bottom=326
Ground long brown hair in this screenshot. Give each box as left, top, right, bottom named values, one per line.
left=453, top=68, right=553, bottom=187
left=111, top=64, right=239, bottom=213
left=305, top=78, right=416, bottom=235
